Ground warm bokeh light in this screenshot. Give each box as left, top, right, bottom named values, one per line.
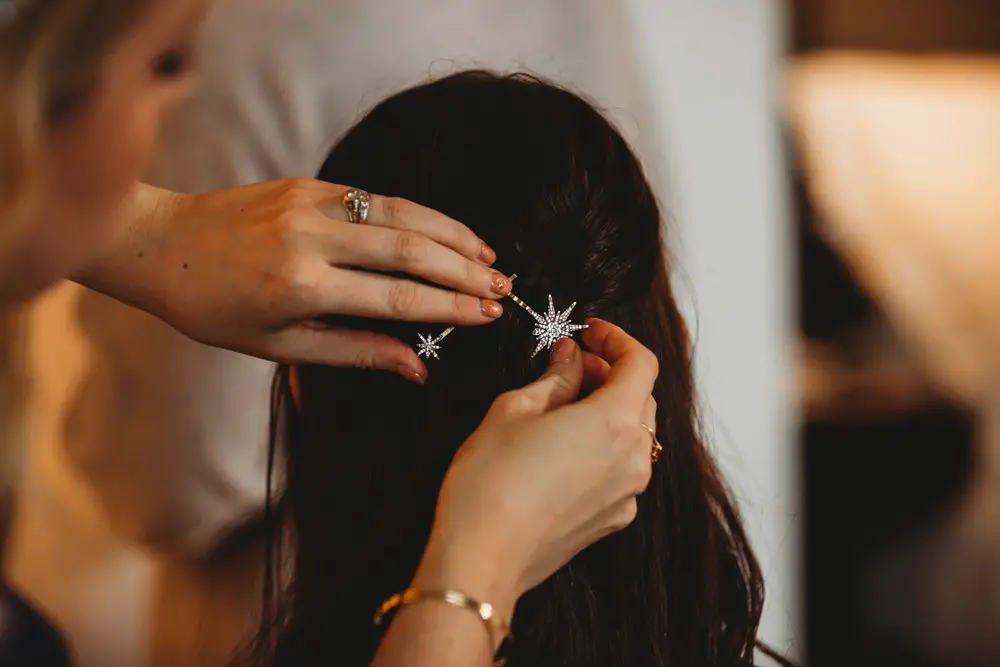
left=788, top=53, right=1000, bottom=405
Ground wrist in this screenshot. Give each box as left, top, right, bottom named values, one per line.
left=413, top=530, right=522, bottom=649
left=73, top=184, right=185, bottom=314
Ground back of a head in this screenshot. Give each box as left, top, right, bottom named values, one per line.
left=268, top=72, right=763, bottom=667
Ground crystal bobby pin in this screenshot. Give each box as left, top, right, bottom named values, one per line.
left=508, top=292, right=589, bottom=357
left=415, top=274, right=589, bottom=360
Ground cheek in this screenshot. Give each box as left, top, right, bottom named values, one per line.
left=55, top=89, right=157, bottom=226
left=26, top=83, right=162, bottom=288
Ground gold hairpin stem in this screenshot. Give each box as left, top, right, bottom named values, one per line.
left=416, top=274, right=519, bottom=360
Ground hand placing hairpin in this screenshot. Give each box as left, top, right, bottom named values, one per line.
left=73, top=180, right=518, bottom=386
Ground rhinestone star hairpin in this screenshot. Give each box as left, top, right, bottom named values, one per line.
left=415, top=329, right=452, bottom=360
left=414, top=273, right=521, bottom=360
left=414, top=274, right=589, bottom=360
left=507, top=292, right=589, bottom=357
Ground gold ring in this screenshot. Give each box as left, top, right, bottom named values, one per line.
left=342, top=188, right=371, bottom=224
left=641, top=423, right=663, bottom=463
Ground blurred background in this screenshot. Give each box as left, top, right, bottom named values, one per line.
left=787, top=1, right=1000, bottom=666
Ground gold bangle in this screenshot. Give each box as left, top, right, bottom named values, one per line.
left=374, top=587, right=512, bottom=651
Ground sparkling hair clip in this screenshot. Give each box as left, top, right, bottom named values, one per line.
left=415, top=274, right=589, bottom=361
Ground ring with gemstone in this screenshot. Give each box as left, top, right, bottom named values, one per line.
left=342, top=188, right=371, bottom=224
left=641, top=422, right=663, bottom=463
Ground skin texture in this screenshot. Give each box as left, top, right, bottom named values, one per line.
left=75, top=180, right=511, bottom=381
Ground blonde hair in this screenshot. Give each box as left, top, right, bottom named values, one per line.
left=0, top=0, right=151, bottom=538
left=1, top=0, right=149, bottom=249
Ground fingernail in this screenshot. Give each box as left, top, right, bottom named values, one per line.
left=550, top=338, right=576, bottom=364
left=491, top=272, right=512, bottom=296
left=400, top=367, right=426, bottom=385
left=479, top=241, right=497, bottom=265
left=481, top=300, right=503, bottom=319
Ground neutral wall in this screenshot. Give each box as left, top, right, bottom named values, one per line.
left=626, top=0, right=798, bottom=656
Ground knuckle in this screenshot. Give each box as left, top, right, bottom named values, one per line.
left=643, top=348, right=660, bottom=376
left=386, top=280, right=421, bottom=318
left=546, top=370, right=574, bottom=398
left=493, top=390, right=534, bottom=417
left=280, top=178, right=313, bottom=206
left=351, top=349, right=381, bottom=371
left=393, top=231, right=426, bottom=267
left=383, top=196, right=411, bottom=223
left=630, top=449, right=653, bottom=493
left=274, top=211, right=304, bottom=247
left=608, top=411, right=634, bottom=438
left=271, top=260, right=316, bottom=313
left=452, top=291, right=477, bottom=319
left=611, top=500, right=638, bottom=531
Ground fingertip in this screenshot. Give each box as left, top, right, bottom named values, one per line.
left=582, top=351, right=611, bottom=379
left=398, top=366, right=427, bottom=385
left=481, top=299, right=503, bottom=319
left=581, top=351, right=611, bottom=395
left=479, top=241, right=497, bottom=265
left=581, top=318, right=616, bottom=353
left=548, top=338, right=578, bottom=365
left=388, top=347, right=427, bottom=384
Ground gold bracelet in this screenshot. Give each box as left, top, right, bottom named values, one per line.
left=374, top=587, right=512, bottom=654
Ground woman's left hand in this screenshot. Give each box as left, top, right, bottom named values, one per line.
left=76, top=179, right=509, bottom=380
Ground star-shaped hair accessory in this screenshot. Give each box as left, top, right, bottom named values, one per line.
left=414, top=274, right=521, bottom=361
left=507, top=292, right=589, bottom=357
left=416, top=328, right=454, bottom=360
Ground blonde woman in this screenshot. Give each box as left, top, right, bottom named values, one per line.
left=0, top=2, right=660, bottom=666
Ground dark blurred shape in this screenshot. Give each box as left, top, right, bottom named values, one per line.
left=0, top=584, right=70, bottom=667
left=791, top=1, right=999, bottom=662
left=793, top=168, right=873, bottom=341
left=794, top=0, right=1000, bottom=54
left=805, top=408, right=974, bottom=667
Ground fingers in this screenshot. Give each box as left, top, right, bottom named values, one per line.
left=581, top=319, right=659, bottom=409
left=368, top=195, right=495, bottom=264
left=330, top=222, right=512, bottom=300
left=492, top=338, right=585, bottom=417
left=268, top=324, right=428, bottom=383
left=581, top=351, right=611, bottom=395
left=319, top=268, right=503, bottom=325
left=313, top=181, right=495, bottom=264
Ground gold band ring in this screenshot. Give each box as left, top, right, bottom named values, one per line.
left=641, top=422, right=663, bottom=463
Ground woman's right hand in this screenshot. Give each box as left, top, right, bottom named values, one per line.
left=412, top=319, right=659, bottom=627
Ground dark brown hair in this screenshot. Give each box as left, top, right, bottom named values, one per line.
left=258, top=71, right=765, bottom=667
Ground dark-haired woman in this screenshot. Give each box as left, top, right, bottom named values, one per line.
left=257, top=71, right=768, bottom=667
left=2, top=4, right=661, bottom=666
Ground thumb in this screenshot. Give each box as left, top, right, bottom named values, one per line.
left=513, top=338, right=584, bottom=414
